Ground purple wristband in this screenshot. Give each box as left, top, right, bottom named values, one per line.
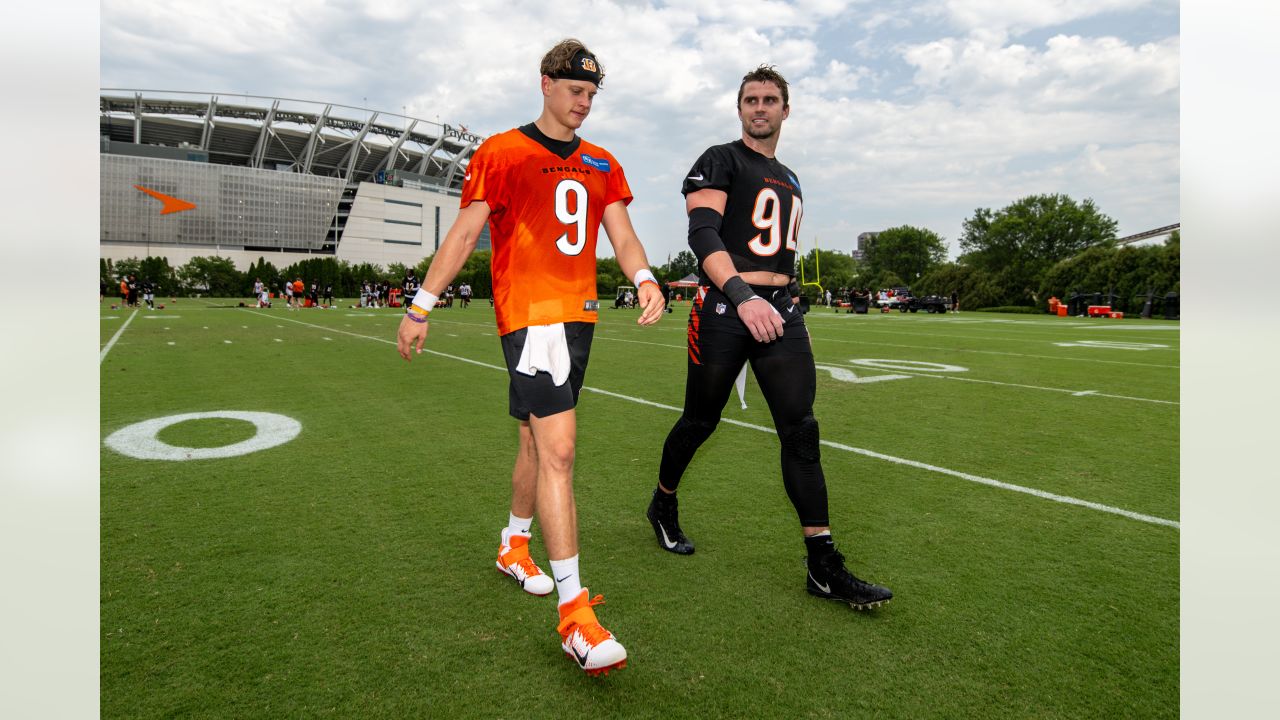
left=405, top=310, right=428, bottom=324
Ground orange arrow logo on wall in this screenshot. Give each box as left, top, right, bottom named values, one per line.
left=134, top=185, right=197, bottom=215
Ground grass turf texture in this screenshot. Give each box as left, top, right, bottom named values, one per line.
left=101, top=300, right=1178, bottom=718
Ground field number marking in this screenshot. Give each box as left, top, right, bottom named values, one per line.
left=815, top=364, right=911, bottom=384
left=1054, top=340, right=1168, bottom=351
left=847, top=359, right=969, bottom=373
left=105, top=411, right=301, bottom=461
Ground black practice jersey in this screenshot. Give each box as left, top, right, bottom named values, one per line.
left=682, top=139, right=803, bottom=279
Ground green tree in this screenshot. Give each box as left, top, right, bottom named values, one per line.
left=281, top=258, right=347, bottom=296
left=177, top=256, right=242, bottom=296
left=346, top=262, right=385, bottom=296
left=797, top=248, right=857, bottom=298
left=1037, top=234, right=1180, bottom=313
left=862, top=225, right=947, bottom=286
left=595, top=256, right=626, bottom=297
left=916, top=262, right=1004, bottom=310
left=664, top=250, right=698, bottom=281
left=138, top=256, right=178, bottom=296
left=455, top=250, right=492, bottom=298
left=959, top=194, right=1118, bottom=305
left=245, top=257, right=282, bottom=295
left=113, top=257, right=143, bottom=281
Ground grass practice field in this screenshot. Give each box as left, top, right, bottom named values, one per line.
left=100, top=298, right=1179, bottom=719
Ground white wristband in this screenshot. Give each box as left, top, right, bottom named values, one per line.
left=411, top=288, right=439, bottom=311
left=633, top=268, right=658, bottom=288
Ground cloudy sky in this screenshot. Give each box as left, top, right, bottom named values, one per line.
left=100, top=0, right=1179, bottom=262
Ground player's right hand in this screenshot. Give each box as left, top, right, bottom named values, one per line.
left=397, top=316, right=429, bottom=361
left=738, top=297, right=784, bottom=343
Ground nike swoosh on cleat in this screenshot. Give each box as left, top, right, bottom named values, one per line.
left=808, top=571, right=831, bottom=594
left=571, top=639, right=590, bottom=667
left=658, top=525, right=678, bottom=549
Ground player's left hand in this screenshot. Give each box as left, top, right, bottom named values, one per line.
left=636, top=282, right=666, bottom=326
left=397, top=315, right=429, bottom=361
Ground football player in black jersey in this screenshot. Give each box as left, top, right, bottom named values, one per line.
left=403, top=269, right=419, bottom=308
left=646, top=65, right=892, bottom=610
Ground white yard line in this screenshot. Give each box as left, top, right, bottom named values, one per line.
left=809, top=335, right=1179, bottom=369
left=851, top=326, right=1182, bottom=348
left=836, top=364, right=1179, bottom=406
left=583, top=386, right=1178, bottom=529
left=100, top=308, right=139, bottom=364
left=601, top=320, right=1179, bottom=368
left=245, top=309, right=1179, bottom=530
left=807, top=313, right=1182, bottom=336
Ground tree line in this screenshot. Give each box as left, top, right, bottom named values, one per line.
left=101, top=193, right=1179, bottom=311
left=791, top=193, right=1178, bottom=312
left=100, top=250, right=701, bottom=300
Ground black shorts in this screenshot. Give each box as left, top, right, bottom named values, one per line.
left=687, top=284, right=810, bottom=366
left=499, top=322, right=595, bottom=420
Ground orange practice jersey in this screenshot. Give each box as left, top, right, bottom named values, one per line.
left=462, top=128, right=632, bottom=336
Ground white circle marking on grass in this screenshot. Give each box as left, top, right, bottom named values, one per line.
left=847, top=359, right=968, bottom=373
left=104, top=411, right=301, bottom=461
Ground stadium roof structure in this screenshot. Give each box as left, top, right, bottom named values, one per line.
left=100, top=89, right=487, bottom=190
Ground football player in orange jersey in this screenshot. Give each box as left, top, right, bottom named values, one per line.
left=396, top=39, right=664, bottom=676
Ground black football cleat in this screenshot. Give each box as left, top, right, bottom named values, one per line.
left=646, top=489, right=695, bottom=555
left=806, top=550, right=892, bottom=610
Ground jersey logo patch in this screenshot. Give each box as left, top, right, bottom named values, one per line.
left=580, top=153, right=611, bottom=172
left=716, top=303, right=727, bottom=315
left=583, top=300, right=599, bottom=312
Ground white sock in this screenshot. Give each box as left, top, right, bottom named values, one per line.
left=549, top=556, right=582, bottom=605
left=501, top=513, right=533, bottom=546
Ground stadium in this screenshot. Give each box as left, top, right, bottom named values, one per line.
left=100, top=89, right=490, bottom=272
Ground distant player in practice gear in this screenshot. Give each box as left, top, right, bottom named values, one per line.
left=396, top=38, right=665, bottom=676
left=647, top=65, right=892, bottom=611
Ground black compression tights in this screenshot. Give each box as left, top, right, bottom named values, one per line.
left=658, top=352, right=830, bottom=527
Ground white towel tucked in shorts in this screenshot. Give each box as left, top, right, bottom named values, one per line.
left=515, top=323, right=571, bottom=386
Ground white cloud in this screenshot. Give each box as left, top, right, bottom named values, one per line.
left=664, top=0, right=861, bottom=29
left=902, top=34, right=1179, bottom=114
left=100, top=0, right=1180, bottom=258
left=933, top=0, right=1161, bottom=37
left=797, top=59, right=871, bottom=95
